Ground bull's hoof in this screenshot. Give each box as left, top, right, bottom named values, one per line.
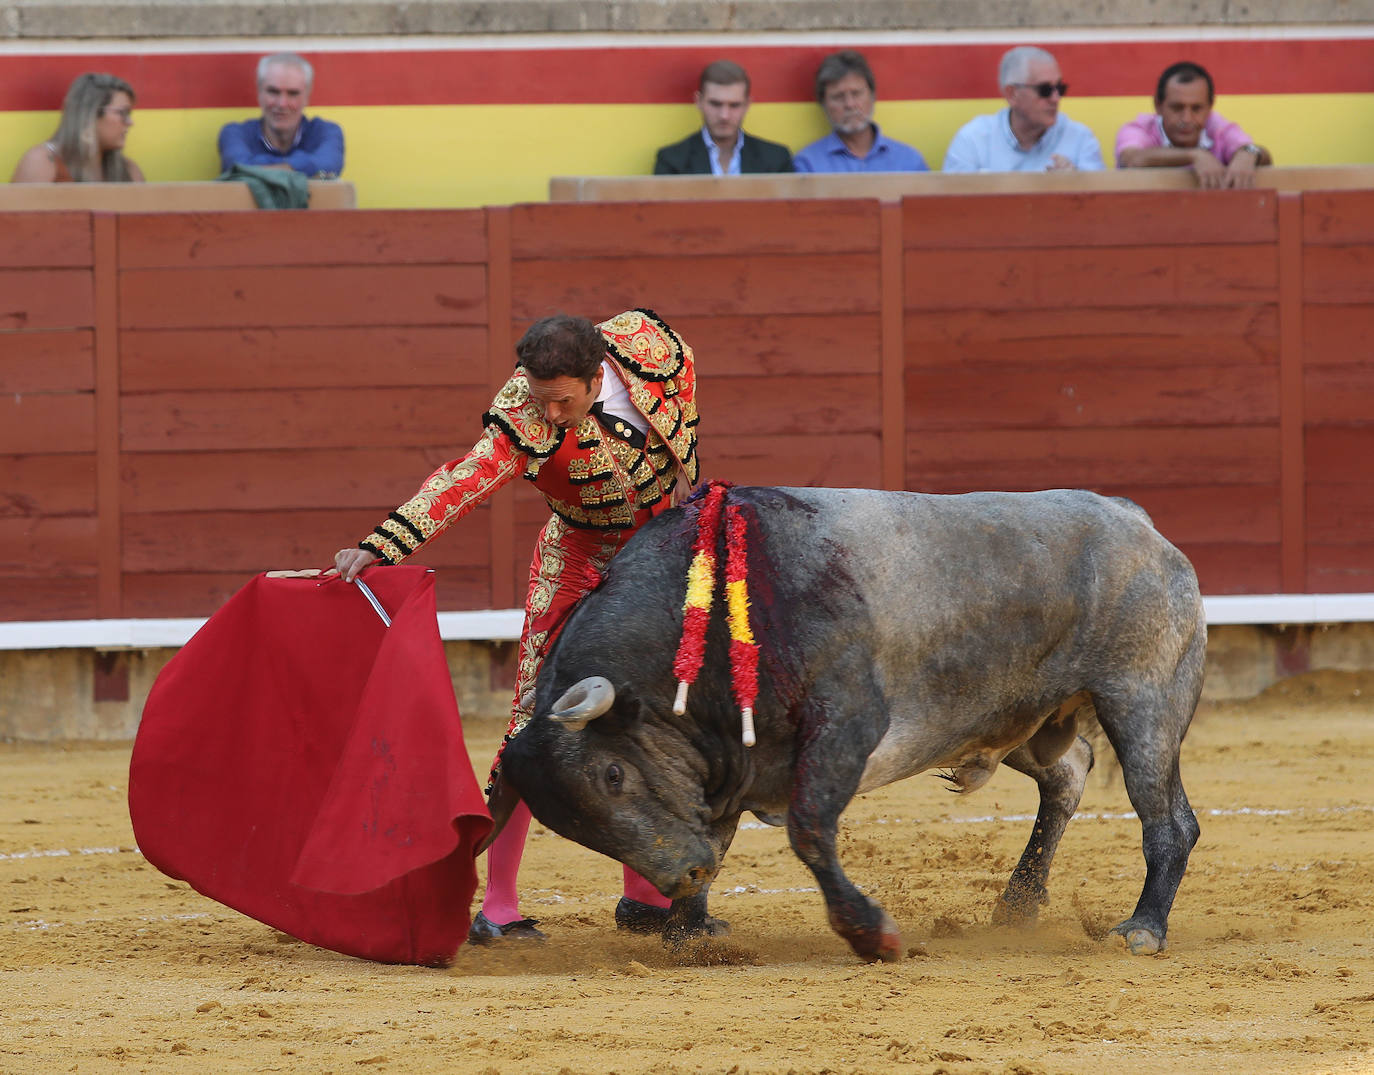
left=617, top=898, right=730, bottom=941
left=845, top=909, right=903, bottom=963
left=990, top=888, right=1046, bottom=927
left=615, top=897, right=672, bottom=935
left=1109, top=918, right=1166, bottom=955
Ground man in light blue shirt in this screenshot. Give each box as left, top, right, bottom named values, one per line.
left=943, top=46, right=1103, bottom=174
left=794, top=50, right=928, bottom=173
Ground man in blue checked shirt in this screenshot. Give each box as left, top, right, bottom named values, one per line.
left=218, top=52, right=345, bottom=179
left=794, top=51, right=929, bottom=174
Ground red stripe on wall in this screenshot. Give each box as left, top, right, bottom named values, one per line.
left=3, top=39, right=1371, bottom=112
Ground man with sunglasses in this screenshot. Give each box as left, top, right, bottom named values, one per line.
left=943, top=46, right=1103, bottom=174
left=1115, top=61, right=1272, bottom=189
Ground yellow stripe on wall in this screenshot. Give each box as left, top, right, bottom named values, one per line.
left=4, top=96, right=1372, bottom=209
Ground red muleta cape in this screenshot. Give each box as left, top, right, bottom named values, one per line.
left=128, top=567, right=491, bottom=967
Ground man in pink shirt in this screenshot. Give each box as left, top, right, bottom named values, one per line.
left=1116, top=61, right=1272, bottom=189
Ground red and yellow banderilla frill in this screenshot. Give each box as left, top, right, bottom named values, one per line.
left=671, top=481, right=760, bottom=746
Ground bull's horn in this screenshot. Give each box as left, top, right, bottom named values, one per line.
left=548, top=676, right=616, bottom=730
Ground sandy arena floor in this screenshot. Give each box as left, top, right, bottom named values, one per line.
left=2, top=669, right=1372, bottom=1074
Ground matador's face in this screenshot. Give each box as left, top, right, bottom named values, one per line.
left=527, top=369, right=604, bottom=431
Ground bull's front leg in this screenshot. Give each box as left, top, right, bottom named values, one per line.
left=787, top=699, right=900, bottom=963
left=664, top=812, right=739, bottom=945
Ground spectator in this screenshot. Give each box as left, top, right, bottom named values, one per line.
left=794, top=50, right=928, bottom=173
left=653, top=60, right=793, bottom=174
left=943, top=46, right=1104, bottom=173
left=10, top=73, right=145, bottom=183
left=218, top=52, right=344, bottom=178
left=1116, top=61, right=1272, bottom=189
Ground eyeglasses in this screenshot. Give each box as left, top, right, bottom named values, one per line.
left=100, top=107, right=133, bottom=123
left=1012, top=81, right=1069, bottom=98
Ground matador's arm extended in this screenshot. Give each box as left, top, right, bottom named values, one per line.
left=358, top=425, right=526, bottom=565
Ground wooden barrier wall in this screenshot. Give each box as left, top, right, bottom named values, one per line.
left=2, top=191, right=1371, bottom=621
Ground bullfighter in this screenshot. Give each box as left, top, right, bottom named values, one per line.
left=332, top=308, right=701, bottom=945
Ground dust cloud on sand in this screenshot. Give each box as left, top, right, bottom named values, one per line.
left=2, top=670, right=1372, bottom=1073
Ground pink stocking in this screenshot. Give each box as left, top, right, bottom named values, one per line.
left=479, top=799, right=531, bottom=924
left=622, top=864, right=671, bottom=908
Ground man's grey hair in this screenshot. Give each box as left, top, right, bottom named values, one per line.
left=999, top=46, right=1057, bottom=89
left=257, top=52, right=314, bottom=91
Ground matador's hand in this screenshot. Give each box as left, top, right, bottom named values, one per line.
left=331, top=547, right=379, bottom=582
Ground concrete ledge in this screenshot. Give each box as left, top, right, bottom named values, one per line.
left=0, top=609, right=525, bottom=650
left=4, top=595, right=1370, bottom=653
left=2, top=0, right=1369, bottom=39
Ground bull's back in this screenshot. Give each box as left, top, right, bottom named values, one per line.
left=740, top=487, right=1201, bottom=766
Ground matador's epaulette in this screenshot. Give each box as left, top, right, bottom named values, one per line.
left=597, top=309, right=689, bottom=382
left=482, top=373, right=564, bottom=458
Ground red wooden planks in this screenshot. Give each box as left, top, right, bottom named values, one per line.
left=1303, top=304, right=1374, bottom=365
left=665, top=313, right=881, bottom=376
left=903, top=191, right=1277, bottom=250
left=0, top=268, right=93, bottom=331
left=906, top=363, right=1279, bottom=429
left=1302, top=191, right=1374, bottom=245
left=905, top=427, right=1279, bottom=490
left=121, top=509, right=491, bottom=574
left=0, top=394, right=95, bottom=454
left=0, top=213, right=92, bottom=269
left=119, top=265, right=488, bottom=329
left=118, top=210, right=486, bottom=269
left=120, top=386, right=487, bottom=452
left=707, top=433, right=881, bottom=488
left=0, top=330, right=94, bottom=392
left=905, top=306, right=1279, bottom=369
left=0, top=577, right=98, bottom=620
left=0, top=453, right=97, bottom=517
left=122, top=447, right=486, bottom=514
left=512, top=253, right=881, bottom=320
left=1302, top=245, right=1374, bottom=304
left=904, top=245, right=1277, bottom=310
left=511, top=200, right=882, bottom=259
left=0, top=516, right=97, bottom=576
left=699, top=374, right=880, bottom=437
left=119, top=326, right=486, bottom=391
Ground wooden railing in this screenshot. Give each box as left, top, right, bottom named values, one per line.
left=0, top=180, right=357, bottom=211
left=2, top=186, right=1372, bottom=620
left=550, top=165, right=1374, bottom=202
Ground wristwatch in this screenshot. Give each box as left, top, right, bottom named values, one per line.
left=1239, top=143, right=1262, bottom=156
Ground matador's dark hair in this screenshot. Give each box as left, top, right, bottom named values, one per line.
left=515, top=314, right=607, bottom=384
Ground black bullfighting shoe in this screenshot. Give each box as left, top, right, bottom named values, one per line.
left=467, top=911, right=547, bottom=945
left=614, top=897, right=672, bottom=934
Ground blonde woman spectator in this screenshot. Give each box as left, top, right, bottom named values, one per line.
left=11, top=73, right=145, bottom=183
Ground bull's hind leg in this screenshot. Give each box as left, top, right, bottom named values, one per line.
left=1094, top=676, right=1202, bottom=955
left=992, top=733, right=1095, bottom=925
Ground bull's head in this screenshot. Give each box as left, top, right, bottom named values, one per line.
left=484, top=674, right=724, bottom=901
left=481, top=676, right=616, bottom=847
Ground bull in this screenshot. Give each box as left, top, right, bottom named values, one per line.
left=492, top=487, right=1204, bottom=962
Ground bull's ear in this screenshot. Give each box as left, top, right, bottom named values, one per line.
left=477, top=772, right=521, bottom=854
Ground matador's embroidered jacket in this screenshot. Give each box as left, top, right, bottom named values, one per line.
left=359, top=309, right=700, bottom=565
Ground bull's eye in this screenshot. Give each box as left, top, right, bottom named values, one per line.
left=605, top=764, right=623, bottom=793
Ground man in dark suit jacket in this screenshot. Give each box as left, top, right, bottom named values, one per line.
left=653, top=59, right=794, bottom=175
